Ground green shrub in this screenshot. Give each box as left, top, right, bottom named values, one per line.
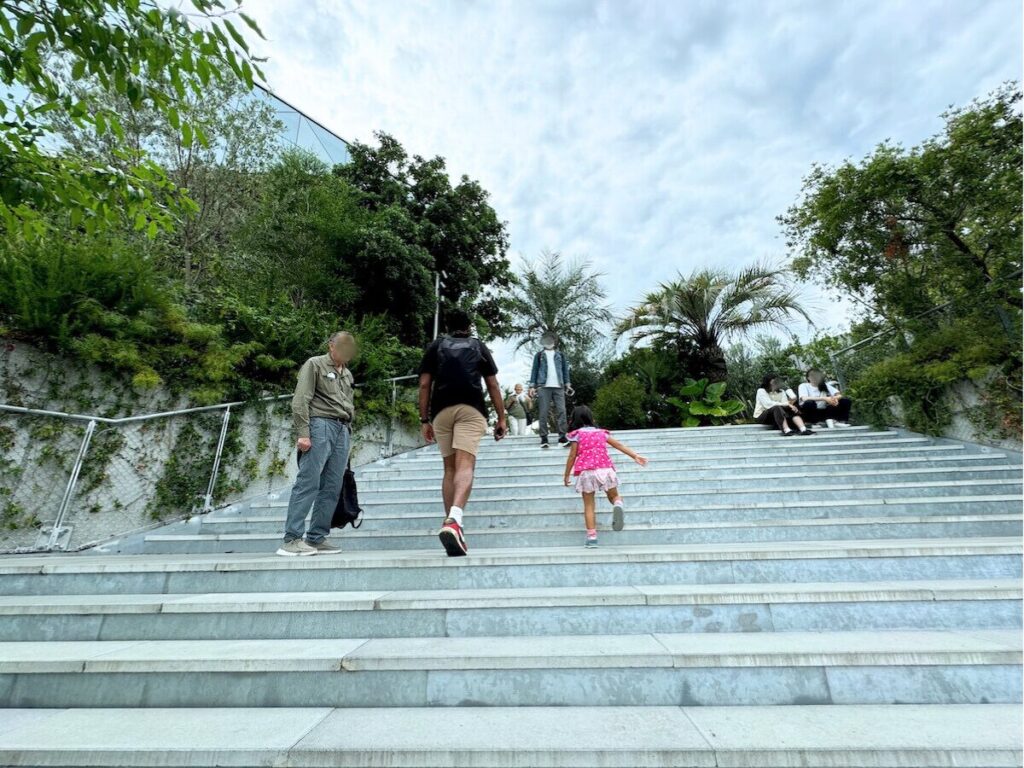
left=592, top=375, right=647, bottom=429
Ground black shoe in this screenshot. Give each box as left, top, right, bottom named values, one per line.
left=781, top=430, right=796, bottom=436
left=540, top=439, right=550, bottom=449
left=799, top=429, right=816, bottom=436
left=558, top=435, right=569, bottom=447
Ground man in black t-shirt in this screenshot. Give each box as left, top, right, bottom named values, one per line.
left=418, top=309, right=507, bottom=557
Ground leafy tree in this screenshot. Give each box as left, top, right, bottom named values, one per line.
left=336, top=132, right=513, bottom=338
left=616, top=263, right=810, bottom=382
left=781, top=83, right=1022, bottom=325
left=0, top=0, right=265, bottom=237
left=592, top=375, right=646, bottom=429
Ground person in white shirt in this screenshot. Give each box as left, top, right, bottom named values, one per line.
left=527, top=332, right=573, bottom=449
left=797, top=369, right=852, bottom=427
left=753, top=373, right=815, bottom=436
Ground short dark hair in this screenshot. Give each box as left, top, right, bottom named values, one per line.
left=446, top=309, right=473, bottom=333
left=570, top=405, right=595, bottom=431
left=760, top=373, right=778, bottom=392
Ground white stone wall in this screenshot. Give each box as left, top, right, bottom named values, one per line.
left=0, top=342, right=422, bottom=552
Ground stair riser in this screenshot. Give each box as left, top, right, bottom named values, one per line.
left=359, top=446, right=980, bottom=477
left=371, top=438, right=935, bottom=469
left=146, top=520, right=1024, bottom=554
left=5, top=599, right=1020, bottom=642
left=201, top=500, right=1024, bottom=533
left=353, top=464, right=1016, bottom=491
left=345, top=484, right=1024, bottom=513
left=2, top=665, right=1019, bottom=708
left=4, top=554, right=1020, bottom=596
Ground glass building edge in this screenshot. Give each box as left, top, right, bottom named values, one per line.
left=254, top=83, right=353, bottom=167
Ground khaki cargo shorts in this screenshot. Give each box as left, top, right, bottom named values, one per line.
left=433, top=404, right=488, bottom=458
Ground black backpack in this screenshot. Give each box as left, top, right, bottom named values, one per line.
left=434, top=335, right=485, bottom=393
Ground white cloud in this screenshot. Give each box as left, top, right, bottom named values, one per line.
left=241, top=0, right=1021, bottom=389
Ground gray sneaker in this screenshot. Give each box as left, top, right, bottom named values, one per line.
left=276, top=539, right=317, bottom=557
left=307, top=539, right=343, bottom=555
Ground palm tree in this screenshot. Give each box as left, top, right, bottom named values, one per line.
left=502, top=250, right=613, bottom=353
left=616, top=263, right=809, bottom=382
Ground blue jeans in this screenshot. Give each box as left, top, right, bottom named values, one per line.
left=284, top=417, right=351, bottom=544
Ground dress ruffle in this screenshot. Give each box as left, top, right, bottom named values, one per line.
left=574, top=467, right=619, bottom=494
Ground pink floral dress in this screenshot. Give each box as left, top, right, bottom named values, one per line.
left=567, top=427, right=619, bottom=494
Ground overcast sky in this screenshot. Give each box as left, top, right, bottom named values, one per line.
left=243, top=0, right=1022, bottom=386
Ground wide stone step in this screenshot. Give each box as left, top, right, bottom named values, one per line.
left=359, top=444, right=987, bottom=479
left=354, top=456, right=1013, bottom=489
left=371, top=435, right=938, bottom=470
left=1, top=630, right=1019, bottom=707
left=143, top=514, right=1024, bottom=554
left=5, top=538, right=1021, bottom=595
left=207, top=495, right=1023, bottom=533
left=344, top=479, right=1024, bottom=514
left=1, top=579, right=1017, bottom=642
left=1, top=704, right=1018, bottom=767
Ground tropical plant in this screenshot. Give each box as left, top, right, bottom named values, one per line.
left=667, top=378, right=745, bottom=427
left=616, top=263, right=810, bottom=382
left=501, top=250, right=613, bottom=353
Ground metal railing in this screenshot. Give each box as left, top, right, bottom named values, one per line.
left=0, top=374, right=420, bottom=553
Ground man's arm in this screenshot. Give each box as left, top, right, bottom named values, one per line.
left=527, top=352, right=540, bottom=390
left=291, top=359, right=316, bottom=449
left=418, top=372, right=434, bottom=443
left=560, top=352, right=570, bottom=387
left=484, top=374, right=507, bottom=439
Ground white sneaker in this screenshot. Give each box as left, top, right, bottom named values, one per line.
left=276, top=539, right=317, bottom=557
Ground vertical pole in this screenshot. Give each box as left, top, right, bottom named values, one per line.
left=829, top=351, right=846, bottom=393
left=385, top=379, right=398, bottom=458
left=433, top=271, right=440, bottom=340
left=203, top=406, right=232, bottom=514
left=48, top=419, right=96, bottom=550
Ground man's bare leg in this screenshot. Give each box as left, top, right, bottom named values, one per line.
left=451, top=449, right=477, bottom=511
left=442, top=454, right=456, bottom=521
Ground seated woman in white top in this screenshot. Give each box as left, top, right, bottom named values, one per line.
left=798, top=369, right=852, bottom=427
left=753, top=373, right=815, bottom=436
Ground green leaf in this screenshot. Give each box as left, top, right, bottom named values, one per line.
left=222, top=19, right=249, bottom=52
left=17, top=14, right=35, bottom=35
left=239, top=13, right=265, bottom=38
left=181, top=122, right=193, bottom=146
left=682, top=416, right=700, bottom=428
left=706, top=381, right=727, bottom=401
left=146, top=220, right=159, bottom=239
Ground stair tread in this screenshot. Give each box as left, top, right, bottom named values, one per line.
left=6, top=537, right=1022, bottom=574
left=1, top=578, right=1018, bottom=614
left=0, top=704, right=1019, bottom=766
left=1, top=629, right=1019, bottom=673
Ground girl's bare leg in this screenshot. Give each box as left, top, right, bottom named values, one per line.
left=604, top=488, right=622, bottom=506
left=582, top=492, right=597, bottom=531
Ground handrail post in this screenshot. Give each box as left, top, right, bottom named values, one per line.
left=829, top=351, right=846, bottom=393
left=47, top=418, right=97, bottom=550
left=385, top=379, right=398, bottom=458
left=202, top=406, right=232, bottom=514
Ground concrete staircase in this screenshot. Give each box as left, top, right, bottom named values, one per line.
left=0, top=424, right=1021, bottom=766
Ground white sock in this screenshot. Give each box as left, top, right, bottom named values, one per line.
left=448, top=506, right=464, bottom=525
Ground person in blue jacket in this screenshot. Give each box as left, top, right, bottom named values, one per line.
left=528, top=331, right=574, bottom=449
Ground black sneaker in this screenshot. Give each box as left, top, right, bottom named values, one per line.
left=558, top=436, right=569, bottom=447
left=781, top=430, right=796, bottom=437
left=799, top=429, right=816, bottom=436
left=540, top=439, right=550, bottom=449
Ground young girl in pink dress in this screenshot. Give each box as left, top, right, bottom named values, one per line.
left=562, top=405, right=648, bottom=547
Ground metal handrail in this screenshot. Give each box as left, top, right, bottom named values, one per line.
left=0, top=374, right=421, bottom=550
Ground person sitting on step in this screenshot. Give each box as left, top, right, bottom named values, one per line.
left=562, top=405, right=648, bottom=548
left=754, top=373, right=815, bottom=436
left=798, top=369, right=852, bottom=427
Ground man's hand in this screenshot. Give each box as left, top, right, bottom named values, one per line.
left=494, top=418, right=507, bottom=441
left=565, top=385, right=575, bottom=397
left=297, top=437, right=312, bottom=453
left=421, top=422, right=435, bottom=443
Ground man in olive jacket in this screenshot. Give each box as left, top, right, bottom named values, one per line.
left=276, top=331, right=356, bottom=556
